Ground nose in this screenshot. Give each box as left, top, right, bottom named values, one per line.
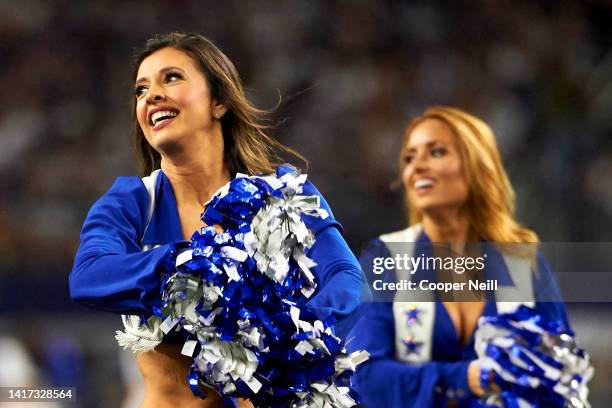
left=146, top=93, right=165, bottom=104
left=146, top=84, right=165, bottom=104
left=411, top=150, right=429, bottom=171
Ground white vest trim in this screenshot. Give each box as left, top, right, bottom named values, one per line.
left=379, top=224, right=534, bottom=364
left=140, top=169, right=161, bottom=251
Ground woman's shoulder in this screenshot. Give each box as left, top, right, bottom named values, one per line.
left=87, top=175, right=151, bottom=221
left=379, top=224, right=423, bottom=243
left=359, top=225, right=423, bottom=266
left=108, top=175, right=149, bottom=192
left=359, top=237, right=389, bottom=258
left=359, top=234, right=390, bottom=259
left=102, top=175, right=150, bottom=202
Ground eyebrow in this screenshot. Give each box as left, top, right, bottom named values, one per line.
left=135, top=66, right=185, bottom=86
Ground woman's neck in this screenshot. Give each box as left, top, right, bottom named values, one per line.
left=160, top=137, right=231, bottom=206
left=421, top=208, right=473, bottom=244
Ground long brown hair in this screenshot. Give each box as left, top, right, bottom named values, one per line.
left=400, top=106, right=539, bottom=247
left=130, top=32, right=305, bottom=177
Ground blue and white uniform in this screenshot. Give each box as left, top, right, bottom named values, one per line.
left=69, top=167, right=367, bottom=340
left=348, top=225, right=569, bottom=408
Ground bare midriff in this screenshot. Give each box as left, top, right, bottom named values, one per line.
left=136, top=344, right=254, bottom=408
left=136, top=343, right=222, bottom=407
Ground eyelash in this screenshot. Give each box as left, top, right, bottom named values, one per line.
left=134, top=72, right=183, bottom=98
left=134, top=85, right=146, bottom=98
left=165, top=72, right=182, bottom=82
left=431, top=147, right=446, bottom=157
left=404, top=147, right=447, bottom=163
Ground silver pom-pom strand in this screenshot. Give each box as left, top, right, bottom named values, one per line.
left=115, top=315, right=163, bottom=354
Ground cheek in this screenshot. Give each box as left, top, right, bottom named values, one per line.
left=401, top=166, right=411, bottom=189
left=136, top=101, right=148, bottom=129
left=443, top=163, right=468, bottom=200
left=403, top=166, right=420, bottom=203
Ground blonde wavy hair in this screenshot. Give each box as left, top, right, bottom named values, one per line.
left=400, top=106, right=539, bottom=248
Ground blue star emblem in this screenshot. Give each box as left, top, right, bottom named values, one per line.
left=405, top=304, right=421, bottom=326
left=403, top=335, right=423, bottom=355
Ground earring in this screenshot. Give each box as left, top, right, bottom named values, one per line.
left=214, top=112, right=222, bottom=119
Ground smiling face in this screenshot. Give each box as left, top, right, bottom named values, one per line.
left=134, top=47, right=225, bottom=155
left=401, top=118, right=469, bottom=216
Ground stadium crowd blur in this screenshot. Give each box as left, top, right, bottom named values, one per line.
left=1, top=0, right=611, bottom=406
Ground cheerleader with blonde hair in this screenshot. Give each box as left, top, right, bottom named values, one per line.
left=348, top=106, right=568, bottom=407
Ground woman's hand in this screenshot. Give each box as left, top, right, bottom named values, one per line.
left=468, top=360, right=501, bottom=398
left=468, top=360, right=485, bottom=396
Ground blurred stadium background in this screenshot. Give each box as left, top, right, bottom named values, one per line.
left=1, top=0, right=611, bottom=406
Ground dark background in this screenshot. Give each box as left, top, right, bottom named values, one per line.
left=0, top=1, right=611, bottom=406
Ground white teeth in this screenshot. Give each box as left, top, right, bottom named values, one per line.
left=415, top=179, right=434, bottom=189
left=151, top=110, right=178, bottom=125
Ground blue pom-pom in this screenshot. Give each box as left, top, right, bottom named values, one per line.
left=159, top=167, right=365, bottom=407
left=475, top=305, right=593, bottom=408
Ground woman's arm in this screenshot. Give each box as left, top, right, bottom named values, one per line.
left=299, top=180, right=372, bottom=339
left=304, top=226, right=370, bottom=338
left=69, top=177, right=172, bottom=315
left=533, top=252, right=571, bottom=328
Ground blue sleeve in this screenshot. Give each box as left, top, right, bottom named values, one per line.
left=300, top=180, right=372, bottom=339
left=347, top=240, right=473, bottom=407
left=533, top=252, right=571, bottom=330
left=69, top=177, right=171, bottom=315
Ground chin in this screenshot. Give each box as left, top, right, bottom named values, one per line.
left=419, top=200, right=468, bottom=218
left=411, top=197, right=437, bottom=211
left=150, top=131, right=184, bottom=151
left=412, top=197, right=453, bottom=213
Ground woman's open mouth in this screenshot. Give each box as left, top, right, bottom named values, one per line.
left=150, top=110, right=179, bottom=131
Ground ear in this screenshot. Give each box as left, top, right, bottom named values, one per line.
left=212, top=100, right=228, bottom=119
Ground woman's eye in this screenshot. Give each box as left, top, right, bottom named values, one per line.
left=134, top=85, right=147, bottom=98
left=431, top=147, right=447, bottom=157
left=404, top=155, right=414, bottom=164
left=165, top=72, right=182, bottom=82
